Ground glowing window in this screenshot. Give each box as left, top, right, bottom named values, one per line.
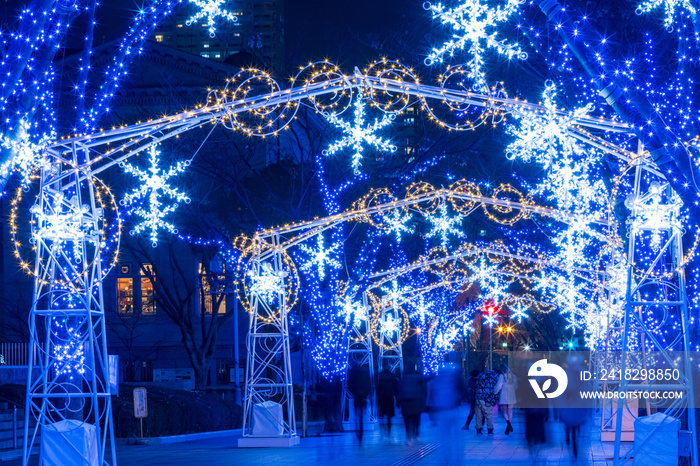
left=117, top=278, right=133, bottom=315
left=140, top=264, right=156, bottom=315
left=155, top=34, right=163, bottom=42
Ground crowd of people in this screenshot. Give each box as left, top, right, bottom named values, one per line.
left=346, top=359, right=589, bottom=458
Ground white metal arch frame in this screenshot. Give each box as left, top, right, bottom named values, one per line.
left=15, top=59, right=692, bottom=458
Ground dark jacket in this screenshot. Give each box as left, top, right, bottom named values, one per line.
left=398, top=372, right=426, bottom=416
left=376, top=369, right=399, bottom=417
left=475, top=370, right=499, bottom=405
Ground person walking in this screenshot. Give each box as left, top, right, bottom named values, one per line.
left=461, top=370, right=479, bottom=430
left=376, top=365, right=399, bottom=438
left=494, top=364, right=517, bottom=434
left=474, top=367, right=499, bottom=435
left=347, top=364, right=372, bottom=444
left=397, top=363, right=426, bottom=445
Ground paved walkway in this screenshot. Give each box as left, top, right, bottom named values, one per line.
left=4, top=410, right=631, bottom=465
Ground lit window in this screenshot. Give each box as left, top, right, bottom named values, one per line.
left=200, top=52, right=210, bottom=58
left=177, top=24, right=183, bottom=28
left=214, top=53, right=221, bottom=59
left=404, top=117, right=415, bottom=126
left=203, top=42, right=209, bottom=48
left=155, top=34, right=163, bottom=42
left=141, top=264, right=156, bottom=315
left=117, top=278, right=133, bottom=315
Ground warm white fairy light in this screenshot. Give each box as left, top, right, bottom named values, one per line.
left=424, top=0, right=526, bottom=87
left=323, top=94, right=396, bottom=174
left=425, top=203, right=465, bottom=247
left=248, top=261, right=286, bottom=304
left=298, top=233, right=342, bottom=280
left=185, top=0, right=238, bottom=38
left=383, top=210, right=414, bottom=243
left=636, top=0, right=696, bottom=29
left=120, top=145, right=190, bottom=247
left=0, top=119, right=54, bottom=186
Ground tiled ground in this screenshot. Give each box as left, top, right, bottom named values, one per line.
left=4, top=409, right=635, bottom=465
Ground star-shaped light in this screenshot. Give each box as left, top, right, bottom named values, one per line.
left=383, top=209, right=414, bottom=243
left=424, top=0, right=526, bottom=88
left=324, top=94, right=396, bottom=174
left=120, top=145, right=190, bottom=247
left=425, top=203, right=464, bottom=247
left=248, top=261, right=287, bottom=304
left=186, top=0, right=238, bottom=38
left=298, top=233, right=342, bottom=280
left=636, top=0, right=696, bottom=29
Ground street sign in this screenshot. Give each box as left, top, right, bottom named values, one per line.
left=133, top=388, right=147, bottom=418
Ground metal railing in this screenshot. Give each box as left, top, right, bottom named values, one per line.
left=0, top=342, right=36, bottom=367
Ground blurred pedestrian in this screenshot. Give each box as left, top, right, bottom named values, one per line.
left=376, top=365, right=399, bottom=438
left=494, top=364, right=517, bottom=434
left=347, top=364, right=372, bottom=444
left=398, top=362, right=426, bottom=445
left=559, top=356, right=590, bottom=458
left=461, top=370, right=480, bottom=430
left=474, top=368, right=499, bottom=435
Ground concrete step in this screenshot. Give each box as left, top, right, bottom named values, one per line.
left=0, top=411, right=24, bottom=423
left=0, top=431, right=40, bottom=451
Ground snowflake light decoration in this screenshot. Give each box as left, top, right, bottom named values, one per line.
left=339, top=295, right=368, bottom=328
left=0, top=119, right=54, bottom=186
left=506, top=82, right=593, bottom=169
left=626, top=182, right=683, bottom=251
left=507, top=83, right=605, bottom=214
left=510, top=302, right=529, bottom=323
left=30, top=193, right=96, bottom=243
left=298, top=233, right=342, bottom=280
left=379, top=312, right=401, bottom=338
left=383, top=209, right=414, bottom=243
left=186, top=0, right=238, bottom=38
left=381, top=280, right=409, bottom=307
left=412, top=296, right=435, bottom=327
left=636, top=0, right=696, bottom=29
left=424, top=0, right=526, bottom=88
left=248, top=261, right=287, bottom=304
left=425, top=203, right=464, bottom=247
left=120, top=146, right=190, bottom=247
left=435, top=326, right=460, bottom=351
left=482, top=306, right=499, bottom=327
left=323, top=94, right=396, bottom=174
